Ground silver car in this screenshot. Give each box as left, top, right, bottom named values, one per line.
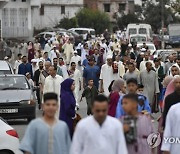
left=0, top=75, right=36, bottom=122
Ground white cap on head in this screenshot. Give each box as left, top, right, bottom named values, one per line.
left=141, top=48, right=146, bottom=52
left=128, top=44, right=132, bottom=47
left=74, top=50, right=78, bottom=54
left=4, top=56, right=9, bottom=60
left=31, top=59, right=37, bottom=63
left=106, top=54, right=113, bottom=59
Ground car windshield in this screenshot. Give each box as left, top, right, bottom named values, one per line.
left=148, top=45, right=155, bottom=50
left=130, top=36, right=146, bottom=42
left=129, top=28, right=137, bottom=35
left=0, top=76, right=30, bottom=90
left=90, top=31, right=95, bottom=35
left=0, top=70, right=12, bottom=75
left=75, top=30, right=88, bottom=35
left=139, top=28, right=147, bottom=34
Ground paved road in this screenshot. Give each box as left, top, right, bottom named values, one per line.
left=8, top=98, right=87, bottom=140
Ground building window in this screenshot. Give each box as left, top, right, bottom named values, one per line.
left=104, top=4, right=110, bottom=12
left=22, top=0, right=26, bottom=2
left=119, top=3, right=126, bottom=12
left=40, top=5, right=44, bottom=16
left=61, top=6, right=65, bottom=14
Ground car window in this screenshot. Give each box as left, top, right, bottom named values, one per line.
left=129, top=28, right=137, bottom=35
left=0, top=76, right=30, bottom=90
left=148, top=45, right=155, bottom=50
left=139, top=28, right=147, bottom=34
left=90, top=31, right=95, bottom=35
left=75, top=30, right=88, bottom=35
left=45, top=34, right=52, bottom=38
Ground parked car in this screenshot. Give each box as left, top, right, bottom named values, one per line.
left=129, top=34, right=147, bottom=43
left=0, top=61, right=14, bottom=75
left=68, top=28, right=96, bottom=40
left=34, top=32, right=56, bottom=40
left=57, top=30, right=83, bottom=46
left=0, top=117, right=22, bottom=154
left=137, top=42, right=156, bottom=55
left=153, top=49, right=176, bottom=62
left=0, top=75, right=36, bottom=122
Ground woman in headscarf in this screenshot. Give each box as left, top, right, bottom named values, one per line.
left=60, top=78, right=76, bottom=138
left=159, top=76, right=174, bottom=110
left=28, top=41, right=35, bottom=63
left=108, top=78, right=126, bottom=117
left=168, top=63, right=180, bottom=76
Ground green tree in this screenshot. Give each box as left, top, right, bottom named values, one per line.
left=76, top=8, right=110, bottom=34
left=55, top=17, right=78, bottom=29
left=117, top=14, right=140, bottom=30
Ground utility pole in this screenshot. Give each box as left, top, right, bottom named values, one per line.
left=161, top=0, right=165, bottom=49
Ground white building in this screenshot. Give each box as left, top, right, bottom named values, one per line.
left=31, top=0, right=83, bottom=30
left=1, top=0, right=83, bottom=39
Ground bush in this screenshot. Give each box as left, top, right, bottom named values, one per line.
left=117, top=14, right=140, bottom=30
left=55, top=17, right=78, bottom=29
left=76, top=8, right=111, bottom=34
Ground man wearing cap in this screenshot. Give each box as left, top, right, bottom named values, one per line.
left=18, top=56, right=33, bottom=77
left=44, top=40, right=52, bottom=57
left=139, top=52, right=154, bottom=72
left=31, top=59, right=39, bottom=76
left=70, top=50, right=82, bottom=71
left=83, top=56, right=100, bottom=89
left=49, top=46, right=59, bottom=63
left=100, top=55, right=120, bottom=96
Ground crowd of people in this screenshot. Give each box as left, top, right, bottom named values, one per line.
left=2, top=30, right=180, bottom=154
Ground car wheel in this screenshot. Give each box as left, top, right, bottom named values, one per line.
left=27, top=117, right=35, bottom=123
left=0, top=150, right=14, bottom=154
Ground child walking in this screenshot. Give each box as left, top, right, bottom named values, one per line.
left=80, top=79, right=98, bottom=115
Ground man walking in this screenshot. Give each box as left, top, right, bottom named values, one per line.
left=139, top=62, right=159, bottom=107
left=20, top=93, right=71, bottom=154
left=69, top=62, right=81, bottom=106
left=18, top=55, right=33, bottom=77
left=34, top=61, right=48, bottom=109
left=70, top=94, right=127, bottom=154
left=83, top=56, right=100, bottom=89
left=44, top=66, right=64, bottom=117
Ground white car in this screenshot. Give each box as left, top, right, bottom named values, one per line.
left=0, top=118, right=22, bottom=154
left=0, top=61, right=14, bottom=75
left=137, top=42, right=156, bottom=55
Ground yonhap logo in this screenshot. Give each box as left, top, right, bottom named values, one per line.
left=147, top=132, right=161, bottom=148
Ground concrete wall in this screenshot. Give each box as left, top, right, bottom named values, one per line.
left=31, top=4, right=83, bottom=30
left=2, top=0, right=32, bottom=38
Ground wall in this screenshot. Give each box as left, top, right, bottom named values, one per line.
left=31, top=0, right=83, bottom=30
left=2, top=0, right=32, bottom=38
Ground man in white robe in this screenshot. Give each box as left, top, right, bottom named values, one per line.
left=139, top=52, right=154, bottom=72
left=70, top=50, right=82, bottom=71
left=70, top=94, right=127, bottom=154
left=44, top=40, right=52, bottom=57
left=161, top=103, right=180, bottom=154
left=62, top=40, right=74, bottom=65
left=69, top=62, right=81, bottom=107
left=100, top=55, right=120, bottom=96
left=139, top=62, right=159, bottom=105
left=43, top=66, right=64, bottom=118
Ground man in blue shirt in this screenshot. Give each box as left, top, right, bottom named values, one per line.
left=83, top=56, right=100, bottom=89
left=18, top=55, right=33, bottom=77
left=116, top=78, right=151, bottom=118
